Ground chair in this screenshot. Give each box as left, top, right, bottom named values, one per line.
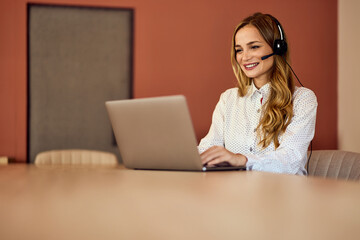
left=34, top=149, right=118, bottom=165
left=307, top=150, right=360, bottom=181
left=0, top=156, right=9, bottom=165
left=0, top=156, right=15, bottom=164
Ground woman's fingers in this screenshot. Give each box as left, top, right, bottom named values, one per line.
left=201, top=146, right=230, bottom=165
left=200, top=146, right=247, bottom=167
left=200, top=146, right=221, bottom=164
left=206, top=157, right=231, bottom=167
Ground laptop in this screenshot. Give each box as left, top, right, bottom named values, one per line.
left=105, top=95, right=246, bottom=172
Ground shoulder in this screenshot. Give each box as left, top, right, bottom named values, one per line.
left=293, top=87, right=318, bottom=106
left=293, top=87, right=318, bottom=113
left=219, top=88, right=239, bottom=102
left=211, top=88, right=239, bottom=111
left=221, top=87, right=239, bottom=97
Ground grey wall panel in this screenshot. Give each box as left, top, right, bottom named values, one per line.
left=28, top=5, right=133, bottom=162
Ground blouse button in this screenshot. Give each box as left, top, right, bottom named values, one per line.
left=257, top=109, right=261, bottom=113
left=250, top=147, right=253, bottom=152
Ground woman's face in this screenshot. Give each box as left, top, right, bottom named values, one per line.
left=234, top=25, right=274, bottom=86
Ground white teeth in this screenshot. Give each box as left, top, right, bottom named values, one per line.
left=246, top=63, right=258, bottom=68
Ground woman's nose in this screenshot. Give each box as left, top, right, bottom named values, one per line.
left=242, top=50, right=251, bottom=61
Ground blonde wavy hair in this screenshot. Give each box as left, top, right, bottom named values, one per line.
left=230, top=13, right=295, bottom=149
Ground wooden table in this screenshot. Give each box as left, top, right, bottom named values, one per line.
left=1, top=164, right=360, bottom=240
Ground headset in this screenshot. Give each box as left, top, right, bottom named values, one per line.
left=261, top=16, right=288, bottom=61
left=262, top=15, right=312, bottom=174
left=261, top=15, right=304, bottom=86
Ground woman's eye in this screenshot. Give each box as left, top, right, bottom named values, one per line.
left=235, top=49, right=242, bottom=54
left=251, top=45, right=260, bottom=49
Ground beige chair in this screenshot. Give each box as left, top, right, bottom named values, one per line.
left=307, top=150, right=360, bottom=181
left=34, top=149, right=118, bottom=165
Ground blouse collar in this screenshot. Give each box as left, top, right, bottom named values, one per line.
left=248, top=81, right=271, bottom=103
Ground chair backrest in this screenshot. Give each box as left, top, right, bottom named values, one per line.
left=34, top=149, right=118, bottom=165
left=307, top=150, right=360, bottom=181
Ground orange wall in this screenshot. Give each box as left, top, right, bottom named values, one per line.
left=0, top=0, right=337, bottom=162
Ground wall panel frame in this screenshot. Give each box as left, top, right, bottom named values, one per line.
left=27, top=4, right=134, bottom=162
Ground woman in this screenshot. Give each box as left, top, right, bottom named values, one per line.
left=198, top=13, right=317, bottom=175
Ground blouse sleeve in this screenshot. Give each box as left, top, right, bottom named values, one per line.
left=245, top=88, right=318, bottom=174
left=197, top=92, right=227, bottom=154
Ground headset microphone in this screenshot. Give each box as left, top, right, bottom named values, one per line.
left=261, top=53, right=275, bottom=60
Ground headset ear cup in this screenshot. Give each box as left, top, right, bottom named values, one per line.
left=273, top=39, right=288, bottom=56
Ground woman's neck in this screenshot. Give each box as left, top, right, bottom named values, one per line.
left=253, top=78, right=269, bottom=89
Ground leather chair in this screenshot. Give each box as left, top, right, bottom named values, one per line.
left=307, top=150, right=360, bottom=181
left=34, top=149, right=118, bottom=165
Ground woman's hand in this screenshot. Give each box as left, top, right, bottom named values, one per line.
left=200, top=146, right=248, bottom=167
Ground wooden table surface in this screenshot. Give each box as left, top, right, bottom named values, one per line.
left=1, top=164, right=360, bottom=240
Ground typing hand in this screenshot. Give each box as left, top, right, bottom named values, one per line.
left=201, top=146, right=247, bottom=167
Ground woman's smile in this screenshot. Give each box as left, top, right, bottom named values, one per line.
left=243, top=62, right=259, bottom=70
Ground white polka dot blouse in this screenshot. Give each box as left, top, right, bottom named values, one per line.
left=198, top=82, right=318, bottom=175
